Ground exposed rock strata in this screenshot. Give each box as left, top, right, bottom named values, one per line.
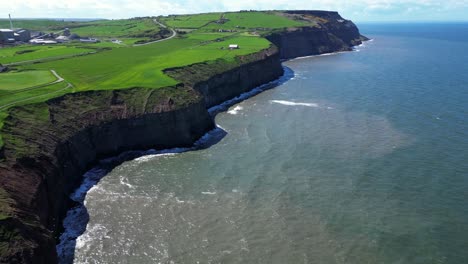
left=268, top=10, right=367, bottom=59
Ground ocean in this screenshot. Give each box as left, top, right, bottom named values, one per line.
left=58, top=23, right=468, bottom=263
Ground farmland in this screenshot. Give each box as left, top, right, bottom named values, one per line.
left=0, top=45, right=96, bottom=64
left=0, top=11, right=322, bottom=148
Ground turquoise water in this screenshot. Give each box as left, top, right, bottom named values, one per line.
left=62, top=23, right=468, bottom=263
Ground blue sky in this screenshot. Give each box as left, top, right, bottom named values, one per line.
left=3, top=0, right=468, bottom=22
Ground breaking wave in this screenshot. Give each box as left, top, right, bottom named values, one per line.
left=270, top=100, right=320, bottom=108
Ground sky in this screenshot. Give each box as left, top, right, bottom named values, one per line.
left=3, top=0, right=468, bottom=22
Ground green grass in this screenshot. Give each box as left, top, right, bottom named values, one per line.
left=0, top=11, right=317, bottom=150
left=23, top=35, right=270, bottom=91
left=0, top=70, right=56, bottom=91
left=203, top=11, right=307, bottom=30
left=69, top=18, right=158, bottom=38
left=161, top=13, right=223, bottom=29
left=0, top=45, right=95, bottom=65
left=0, top=82, right=71, bottom=108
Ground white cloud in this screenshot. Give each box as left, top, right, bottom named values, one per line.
left=3, top=0, right=468, bottom=21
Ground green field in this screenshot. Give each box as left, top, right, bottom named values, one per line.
left=0, top=45, right=96, bottom=65
left=204, top=11, right=307, bottom=30
left=0, top=11, right=325, bottom=148
left=0, top=17, right=164, bottom=45
left=162, top=13, right=223, bottom=29
left=0, top=70, right=56, bottom=91
left=68, top=19, right=157, bottom=37
left=23, top=36, right=270, bottom=91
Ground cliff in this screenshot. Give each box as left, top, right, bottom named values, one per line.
left=165, top=46, right=283, bottom=108
left=267, top=10, right=368, bottom=59
left=0, top=11, right=366, bottom=263
left=0, top=86, right=214, bottom=263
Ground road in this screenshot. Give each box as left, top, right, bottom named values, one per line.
left=132, top=19, right=177, bottom=47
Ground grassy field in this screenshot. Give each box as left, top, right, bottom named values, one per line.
left=0, top=45, right=96, bottom=64
left=161, top=13, right=223, bottom=29
left=0, top=11, right=324, bottom=149
left=204, top=11, right=307, bottom=30
left=68, top=18, right=157, bottom=37
left=0, top=70, right=56, bottom=91
left=23, top=35, right=270, bottom=91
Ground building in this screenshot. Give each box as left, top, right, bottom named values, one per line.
left=229, top=44, right=239, bottom=50
left=14, top=29, right=31, bottom=42
left=0, top=29, right=15, bottom=43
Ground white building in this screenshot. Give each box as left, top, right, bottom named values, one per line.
left=229, top=44, right=239, bottom=49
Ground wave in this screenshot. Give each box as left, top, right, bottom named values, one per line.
left=201, top=191, right=217, bottom=195
left=290, top=51, right=349, bottom=61
left=271, top=100, right=319, bottom=108
left=227, top=105, right=243, bottom=115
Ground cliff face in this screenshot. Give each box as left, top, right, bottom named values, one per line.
left=267, top=11, right=367, bottom=59
left=165, top=46, right=283, bottom=108
left=0, top=87, right=214, bottom=263
left=0, top=11, right=366, bottom=263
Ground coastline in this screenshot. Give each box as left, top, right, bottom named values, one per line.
left=57, top=66, right=295, bottom=262
left=0, top=11, right=367, bottom=263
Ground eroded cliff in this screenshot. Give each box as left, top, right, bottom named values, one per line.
left=267, top=10, right=368, bottom=59
left=0, top=10, right=367, bottom=263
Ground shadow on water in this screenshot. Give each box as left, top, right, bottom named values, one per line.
left=56, top=66, right=295, bottom=263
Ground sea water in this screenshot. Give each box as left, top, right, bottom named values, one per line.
left=60, top=23, right=468, bottom=263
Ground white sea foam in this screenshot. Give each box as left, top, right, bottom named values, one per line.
left=119, top=176, right=134, bottom=189
left=227, top=105, right=243, bottom=115
left=134, top=150, right=187, bottom=163
left=271, top=100, right=320, bottom=108
left=291, top=51, right=348, bottom=61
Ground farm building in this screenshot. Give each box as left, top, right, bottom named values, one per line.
left=0, top=29, right=15, bottom=43
left=229, top=44, right=239, bottom=49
